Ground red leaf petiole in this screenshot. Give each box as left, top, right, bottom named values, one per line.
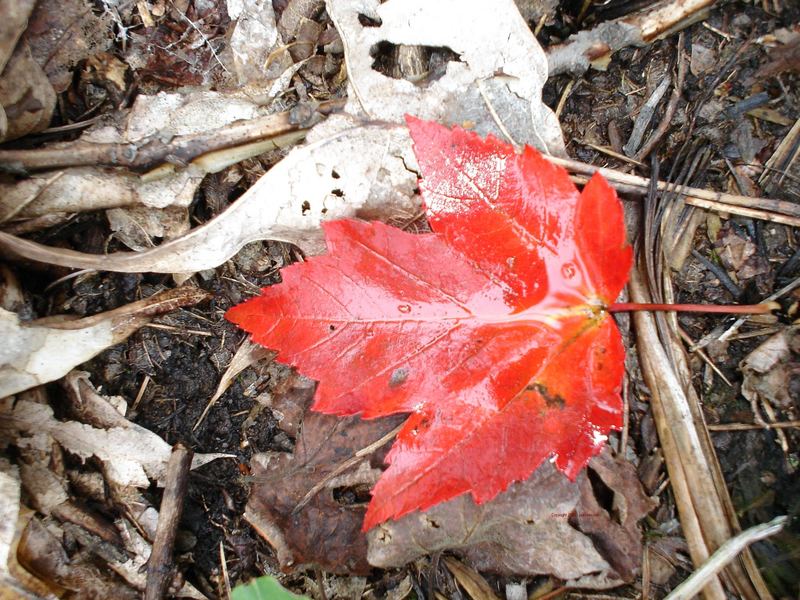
left=608, top=302, right=779, bottom=314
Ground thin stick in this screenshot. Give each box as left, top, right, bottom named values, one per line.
left=678, top=327, right=732, bottom=387
left=0, top=99, right=344, bottom=172
left=219, top=540, right=231, bottom=599
left=664, top=516, right=788, bottom=600
left=708, top=420, right=800, bottom=431
left=550, top=155, right=800, bottom=219
left=145, top=443, right=193, bottom=600
left=634, top=37, right=687, bottom=161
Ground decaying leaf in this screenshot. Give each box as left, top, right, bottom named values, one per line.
left=246, top=404, right=403, bottom=574
left=367, top=450, right=655, bottom=587
left=24, top=0, right=113, bottom=93
left=0, top=286, right=209, bottom=398
left=0, top=0, right=55, bottom=143
left=229, top=118, right=632, bottom=528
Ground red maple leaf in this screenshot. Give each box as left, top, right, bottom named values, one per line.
left=226, top=117, right=633, bottom=530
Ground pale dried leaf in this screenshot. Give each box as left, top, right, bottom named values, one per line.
left=2, top=396, right=231, bottom=488
left=328, top=0, right=565, bottom=155
left=0, top=287, right=208, bottom=397
left=0, top=119, right=420, bottom=271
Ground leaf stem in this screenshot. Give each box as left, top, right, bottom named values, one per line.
left=608, top=302, right=778, bottom=314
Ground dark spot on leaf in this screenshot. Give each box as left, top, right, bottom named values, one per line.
left=301, top=200, right=310, bottom=215
left=332, top=188, right=344, bottom=197
left=331, top=169, right=341, bottom=179
left=329, top=324, right=336, bottom=331
left=389, top=367, right=409, bottom=388
left=528, top=383, right=566, bottom=409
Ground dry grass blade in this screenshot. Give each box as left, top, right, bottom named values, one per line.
left=443, top=557, right=500, bottom=600
left=630, top=267, right=774, bottom=600
left=194, top=339, right=275, bottom=430
left=630, top=266, right=727, bottom=600
left=665, top=516, right=788, bottom=600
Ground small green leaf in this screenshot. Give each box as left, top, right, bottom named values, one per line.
left=231, top=576, right=310, bottom=600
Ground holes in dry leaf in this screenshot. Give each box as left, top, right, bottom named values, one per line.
left=331, top=188, right=344, bottom=197
left=333, top=484, right=372, bottom=506
left=358, top=13, right=382, bottom=27
left=369, top=42, right=461, bottom=84
left=587, top=468, right=618, bottom=523
left=301, top=200, right=311, bottom=215
left=425, top=516, right=441, bottom=528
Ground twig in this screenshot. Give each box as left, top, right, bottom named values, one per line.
left=624, top=75, right=672, bottom=157
left=546, top=0, right=716, bottom=76
left=579, top=141, right=644, bottom=166
left=690, top=249, right=742, bottom=298
left=145, top=443, right=193, bottom=600
left=554, top=79, right=576, bottom=121
left=664, top=516, right=788, bottom=600
left=634, top=37, right=688, bottom=161
left=553, top=155, right=800, bottom=219
left=0, top=99, right=345, bottom=173
left=477, top=79, right=519, bottom=147
left=708, top=420, right=800, bottom=431
left=678, top=327, right=732, bottom=387
left=170, top=0, right=230, bottom=75
left=219, top=540, right=231, bottom=599
left=714, top=275, right=800, bottom=345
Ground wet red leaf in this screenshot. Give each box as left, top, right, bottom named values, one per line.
left=227, top=117, right=633, bottom=530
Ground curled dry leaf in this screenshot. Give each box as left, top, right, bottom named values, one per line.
left=0, top=286, right=209, bottom=398
left=740, top=329, right=798, bottom=410
left=368, top=450, right=656, bottom=587
left=1, top=372, right=232, bottom=489
left=0, top=120, right=420, bottom=271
